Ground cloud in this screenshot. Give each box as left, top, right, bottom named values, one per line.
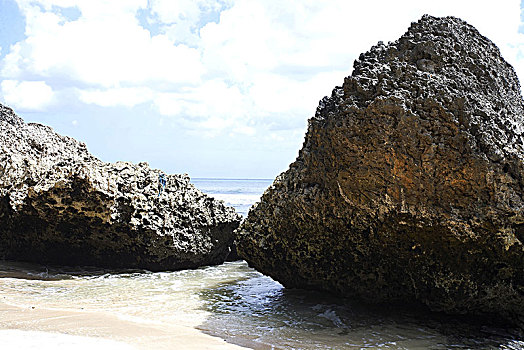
left=153, top=79, right=250, bottom=135
left=78, top=87, right=154, bottom=108
left=2, top=1, right=204, bottom=88
left=0, top=79, right=54, bottom=110
left=146, top=0, right=233, bottom=45
left=1, top=0, right=523, bottom=138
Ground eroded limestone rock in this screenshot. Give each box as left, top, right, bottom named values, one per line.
left=237, top=15, right=524, bottom=328
left=0, top=104, right=241, bottom=270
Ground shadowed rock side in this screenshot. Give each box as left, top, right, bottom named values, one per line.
left=237, top=15, right=524, bottom=328
left=0, top=104, right=241, bottom=270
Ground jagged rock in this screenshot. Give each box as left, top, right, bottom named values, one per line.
left=236, top=15, right=524, bottom=328
left=0, top=104, right=241, bottom=270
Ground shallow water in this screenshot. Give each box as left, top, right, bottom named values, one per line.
left=0, top=260, right=522, bottom=349
left=199, top=263, right=523, bottom=349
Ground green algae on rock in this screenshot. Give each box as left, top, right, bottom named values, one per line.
left=0, top=104, right=241, bottom=270
left=236, top=15, right=524, bottom=329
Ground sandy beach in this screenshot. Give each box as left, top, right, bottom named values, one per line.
left=0, top=302, right=248, bottom=350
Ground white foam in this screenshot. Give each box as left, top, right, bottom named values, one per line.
left=211, top=193, right=261, bottom=206
left=0, top=329, right=136, bottom=350
left=317, top=309, right=345, bottom=328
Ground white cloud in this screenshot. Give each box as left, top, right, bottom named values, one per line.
left=1, top=79, right=54, bottom=111
left=154, top=79, right=250, bottom=135
left=1, top=0, right=524, bottom=137
left=231, top=125, right=255, bottom=136
left=149, top=0, right=230, bottom=24
left=2, top=0, right=203, bottom=87
left=248, top=71, right=346, bottom=117
left=78, top=87, right=154, bottom=108
left=147, top=0, right=232, bottom=45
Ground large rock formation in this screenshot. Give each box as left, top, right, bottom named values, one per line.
left=237, top=15, right=524, bottom=328
left=0, top=104, right=241, bottom=270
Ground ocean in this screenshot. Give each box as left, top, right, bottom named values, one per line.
left=191, top=178, right=273, bottom=217
left=0, top=178, right=522, bottom=349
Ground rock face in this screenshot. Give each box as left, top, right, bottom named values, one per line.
left=0, top=104, right=241, bottom=270
left=237, top=15, right=524, bottom=327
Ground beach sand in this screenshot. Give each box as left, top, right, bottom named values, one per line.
left=0, top=302, right=248, bottom=349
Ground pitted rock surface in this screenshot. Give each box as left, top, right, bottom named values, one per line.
left=237, top=15, right=524, bottom=328
left=0, top=104, right=241, bottom=270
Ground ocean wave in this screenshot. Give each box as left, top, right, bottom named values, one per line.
left=192, top=179, right=272, bottom=197
left=210, top=193, right=262, bottom=206
left=202, top=188, right=259, bottom=195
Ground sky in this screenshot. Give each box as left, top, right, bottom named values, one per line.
left=1, top=0, right=524, bottom=179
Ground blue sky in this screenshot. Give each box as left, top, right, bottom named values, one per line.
left=1, top=0, right=524, bottom=179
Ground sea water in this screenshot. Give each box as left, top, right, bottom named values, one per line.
left=192, top=178, right=272, bottom=217
left=0, top=178, right=522, bottom=349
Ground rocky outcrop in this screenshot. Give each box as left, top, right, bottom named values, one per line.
left=236, top=15, right=524, bottom=328
left=0, top=104, right=241, bottom=270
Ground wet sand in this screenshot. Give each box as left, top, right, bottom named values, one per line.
left=0, top=302, right=248, bottom=349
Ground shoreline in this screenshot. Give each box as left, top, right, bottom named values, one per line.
left=0, top=301, right=248, bottom=350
